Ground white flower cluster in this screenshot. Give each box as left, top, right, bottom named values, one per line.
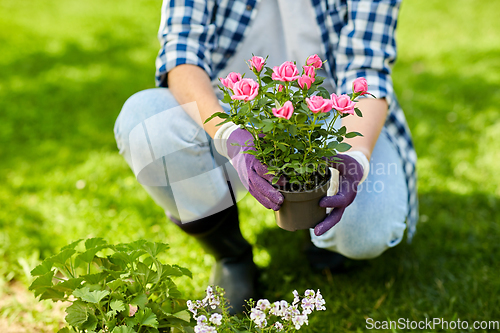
left=187, top=286, right=223, bottom=333
left=187, top=287, right=326, bottom=332
left=249, top=289, right=326, bottom=331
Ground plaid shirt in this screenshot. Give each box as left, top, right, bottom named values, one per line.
left=155, top=0, right=418, bottom=241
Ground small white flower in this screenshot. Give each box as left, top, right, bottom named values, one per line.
left=256, top=299, right=271, bottom=311
left=304, top=289, right=315, bottom=298
left=292, top=290, right=300, bottom=306
left=315, top=290, right=326, bottom=311
left=209, top=313, right=223, bottom=326
left=301, top=297, right=315, bottom=315
left=292, top=314, right=309, bottom=330
left=194, top=323, right=216, bottom=333
left=270, top=301, right=282, bottom=316
left=196, top=315, right=208, bottom=325
left=274, top=322, right=284, bottom=331
left=250, top=308, right=267, bottom=328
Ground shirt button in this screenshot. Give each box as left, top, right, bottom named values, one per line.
left=246, top=5, right=253, bottom=11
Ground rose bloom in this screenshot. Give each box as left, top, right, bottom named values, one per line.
left=249, top=55, right=265, bottom=72
left=306, top=54, right=322, bottom=69
left=220, top=72, right=242, bottom=90
left=298, top=75, right=313, bottom=89
left=231, top=78, right=259, bottom=101
left=302, top=65, right=316, bottom=79
left=306, top=95, right=333, bottom=113
left=272, top=101, right=294, bottom=119
left=352, top=77, right=368, bottom=95
left=272, top=61, right=300, bottom=82
left=331, top=93, right=356, bottom=114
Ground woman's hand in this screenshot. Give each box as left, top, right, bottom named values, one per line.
left=313, top=154, right=364, bottom=236
left=226, top=128, right=284, bottom=211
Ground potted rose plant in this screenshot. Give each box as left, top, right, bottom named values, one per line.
left=206, top=55, right=373, bottom=231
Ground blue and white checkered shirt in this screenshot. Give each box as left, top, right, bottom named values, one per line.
left=155, top=0, right=418, bottom=241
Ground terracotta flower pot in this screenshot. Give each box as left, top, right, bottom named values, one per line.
left=274, top=176, right=330, bottom=232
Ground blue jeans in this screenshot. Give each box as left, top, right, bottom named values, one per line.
left=114, top=88, right=408, bottom=259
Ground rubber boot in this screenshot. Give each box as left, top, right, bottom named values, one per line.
left=304, top=234, right=346, bottom=273
left=170, top=205, right=257, bottom=314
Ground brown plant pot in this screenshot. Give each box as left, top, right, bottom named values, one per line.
left=274, top=177, right=330, bottom=232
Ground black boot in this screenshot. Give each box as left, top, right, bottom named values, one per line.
left=171, top=205, right=257, bottom=314
left=304, top=236, right=346, bottom=273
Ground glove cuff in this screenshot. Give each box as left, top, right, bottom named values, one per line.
left=343, top=150, right=370, bottom=184
left=213, top=122, right=240, bottom=159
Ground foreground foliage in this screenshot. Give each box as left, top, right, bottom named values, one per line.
left=29, top=238, right=192, bottom=333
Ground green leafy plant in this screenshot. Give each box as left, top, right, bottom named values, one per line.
left=207, top=55, right=373, bottom=189
left=29, top=238, right=192, bottom=333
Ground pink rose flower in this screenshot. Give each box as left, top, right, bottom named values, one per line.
left=306, top=95, right=333, bottom=113
left=302, top=65, right=316, bottom=80
left=220, top=72, right=242, bottom=90
left=298, top=75, right=314, bottom=89
left=352, top=77, right=368, bottom=95
left=231, top=78, right=259, bottom=101
left=248, top=56, right=265, bottom=73
left=278, top=84, right=284, bottom=92
left=331, top=93, right=356, bottom=114
left=306, top=54, right=323, bottom=69
left=272, top=101, right=294, bottom=119
left=272, top=61, right=300, bottom=82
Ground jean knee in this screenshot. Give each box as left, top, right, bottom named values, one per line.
left=334, top=210, right=407, bottom=260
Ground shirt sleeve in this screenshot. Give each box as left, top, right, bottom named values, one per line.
left=335, top=0, right=402, bottom=104
left=155, top=0, right=217, bottom=87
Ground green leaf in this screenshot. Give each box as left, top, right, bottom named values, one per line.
left=354, top=107, right=363, bottom=117
left=29, top=270, right=54, bottom=296
left=170, top=310, right=191, bottom=323
left=327, top=141, right=338, bottom=149
left=171, top=265, right=192, bottom=279
left=221, top=93, right=232, bottom=103
left=110, top=299, right=126, bottom=312
left=60, top=239, right=83, bottom=251
left=39, top=287, right=66, bottom=301
left=82, top=272, right=110, bottom=285
left=345, top=131, right=363, bottom=138
left=30, top=261, right=53, bottom=277
left=135, top=308, right=158, bottom=328
left=130, top=293, right=148, bottom=308
left=85, top=237, right=107, bottom=250
left=160, top=264, right=183, bottom=279
left=107, top=278, right=126, bottom=291
left=57, top=328, right=72, bottom=333
left=276, top=143, right=287, bottom=152
left=77, top=245, right=107, bottom=264
left=337, top=126, right=347, bottom=136
left=142, top=242, right=169, bottom=258
left=81, top=313, right=98, bottom=331
left=336, top=142, right=352, bottom=152
left=65, top=300, right=90, bottom=328
left=261, top=76, right=273, bottom=84
left=52, top=278, right=84, bottom=293
left=112, top=326, right=137, bottom=333
left=73, top=287, right=110, bottom=304
left=204, top=111, right=228, bottom=124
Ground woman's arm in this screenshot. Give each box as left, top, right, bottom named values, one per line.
left=168, top=64, right=224, bottom=139
left=343, top=98, right=388, bottom=160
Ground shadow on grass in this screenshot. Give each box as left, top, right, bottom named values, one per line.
left=252, top=189, right=499, bottom=328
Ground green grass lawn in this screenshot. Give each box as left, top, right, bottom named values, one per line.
left=1, top=0, right=499, bottom=332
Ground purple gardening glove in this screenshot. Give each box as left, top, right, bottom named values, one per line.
left=227, top=128, right=284, bottom=210
left=313, top=154, right=364, bottom=236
